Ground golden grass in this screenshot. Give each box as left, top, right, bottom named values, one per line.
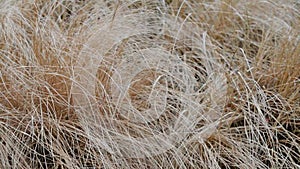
left=0, top=0, right=299, bottom=168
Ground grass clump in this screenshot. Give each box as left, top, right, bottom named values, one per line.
left=0, top=0, right=299, bottom=168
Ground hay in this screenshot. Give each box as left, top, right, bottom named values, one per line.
left=0, top=0, right=299, bottom=168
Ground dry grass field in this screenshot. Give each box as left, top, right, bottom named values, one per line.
left=0, top=0, right=299, bottom=168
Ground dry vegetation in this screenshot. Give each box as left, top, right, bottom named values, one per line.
left=0, top=0, right=299, bottom=168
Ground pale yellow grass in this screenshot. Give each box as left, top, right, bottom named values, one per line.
left=0, top=0, right=299, bottom=168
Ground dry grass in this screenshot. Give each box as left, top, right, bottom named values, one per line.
left=0, top=0, right=299, bottom=168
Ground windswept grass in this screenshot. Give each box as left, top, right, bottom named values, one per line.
left=0, top=0, right=299, bottom=168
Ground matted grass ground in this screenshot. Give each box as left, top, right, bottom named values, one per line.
left=0, top=0, right=299, bottom=168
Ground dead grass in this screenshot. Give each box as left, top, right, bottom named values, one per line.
left=0, top=0, right=299, bottom=168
